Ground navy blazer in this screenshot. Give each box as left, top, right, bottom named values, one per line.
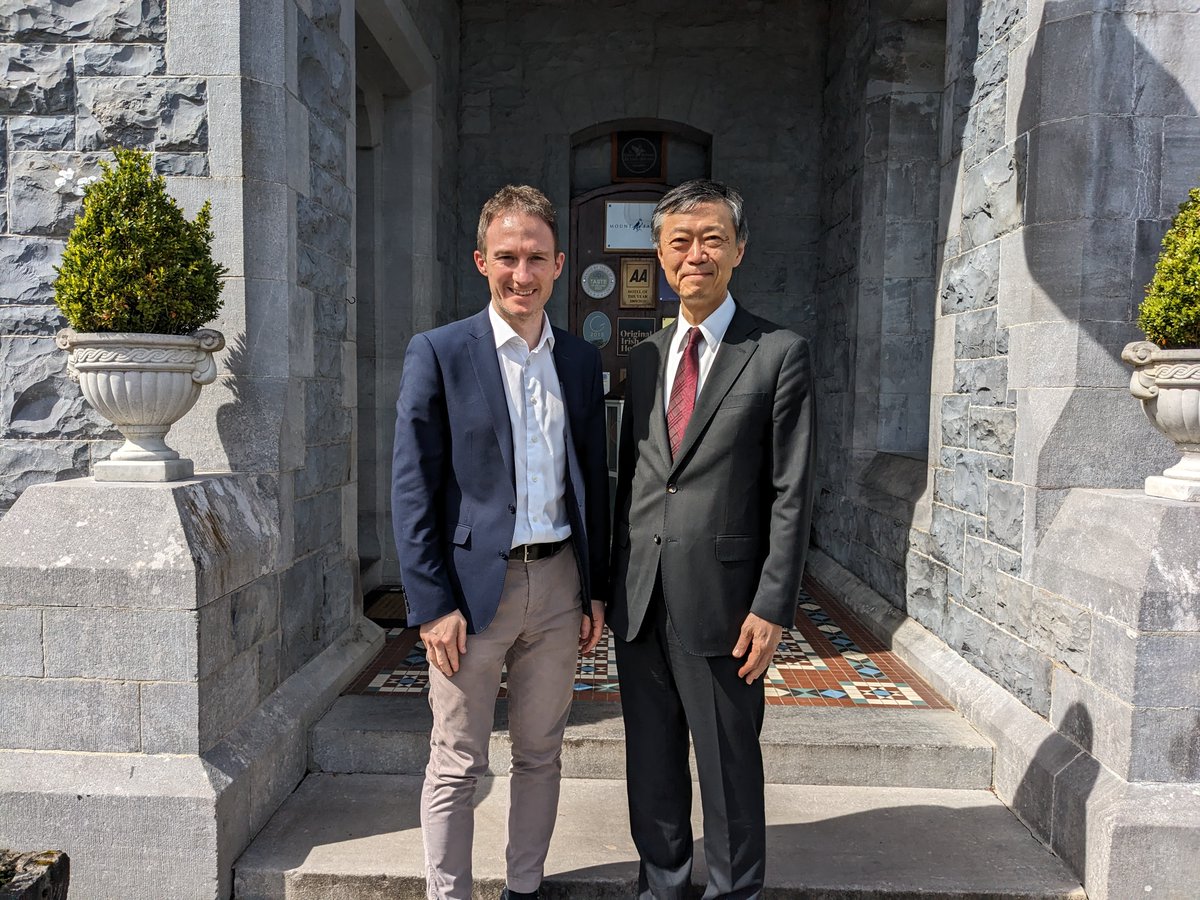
left=392, top=306, right=610, bottom=633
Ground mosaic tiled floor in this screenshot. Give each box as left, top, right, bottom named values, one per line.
left=344, top=575, right=949, bottom=710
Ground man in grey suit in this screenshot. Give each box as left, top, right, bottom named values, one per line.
left=609, top=179, right=816, bottom=900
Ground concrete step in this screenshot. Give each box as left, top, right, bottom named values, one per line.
left=234, top=773, right=1085, bottom=900
left=310, top=694, right=994, bottom=789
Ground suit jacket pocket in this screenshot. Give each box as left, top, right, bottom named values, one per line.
left=720, top=391, right=769, bottom=408
left=714, top=534, right=756, bottom=561
left=452, top=523, right=472, bottom=547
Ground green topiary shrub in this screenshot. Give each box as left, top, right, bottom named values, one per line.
left=53, top=147, right=227, bottom=335
left=1139, top=186, right=1200, bottom=349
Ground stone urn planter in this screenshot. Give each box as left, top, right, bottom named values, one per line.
left=1122, top=341, right=1200, bottom=501
left=56, top=328, right=225, bottom=482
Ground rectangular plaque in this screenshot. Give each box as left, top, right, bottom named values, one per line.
left=616, top=316, right=656, bottom=355
left=620, top=258, right=656, bottom=309
left=605, top=201, right=656, bottom=252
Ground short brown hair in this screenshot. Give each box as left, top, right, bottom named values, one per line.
left=477, top=185, right=560, bottom=254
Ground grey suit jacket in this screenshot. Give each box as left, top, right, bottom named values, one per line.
left=608, top=305, right=816, bottom=655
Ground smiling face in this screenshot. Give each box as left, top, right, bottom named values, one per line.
left=474, top=211, right=565, bottom=334
left=656, top=201, right=746, bottom=323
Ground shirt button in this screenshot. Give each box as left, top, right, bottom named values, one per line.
left=532, top=475, right=539, bottom=483
left=653, top=534, right=662, bottom=545
left=666, top=483, right=678, bottom=494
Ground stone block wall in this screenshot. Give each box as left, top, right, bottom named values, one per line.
left=916, top=0, right=1036, bottom=709
left=816, top=0, right=1200, bottom=811
left=402, top=0, right=462, bottom=331
left=0, top=0, right=198, bottom=515
left=0, top=0, right=462, bottom=674
left=0, top=478, right=281, bottom=758
left=813, top=0, right=944, bottom=607
left=455, top=0, right=826, bottom=337
left=813, top=0, right=872, bottom=560
left=913, top=0, right=1198, bottom=724
left=284, top=0, right=359, bottom=678
left=353, top=0, right=461, bottom=589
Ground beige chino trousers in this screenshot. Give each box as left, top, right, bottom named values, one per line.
left=422, top=542, right=582, bottom=899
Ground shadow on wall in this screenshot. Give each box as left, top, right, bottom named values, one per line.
left=1011, top=701, right=1097, bottom=883
left=215, top=333, right=249, bottom=470
left=1017, top=1, right=1198, bottom=490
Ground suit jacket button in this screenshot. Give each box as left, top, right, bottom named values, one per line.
left=666, top=483, right=678, bottom=494
left=499, top=551, right=508, bottom=560
left=653, top=534, right=661, bottom=545
left=508, top=504, right=516, bottom=514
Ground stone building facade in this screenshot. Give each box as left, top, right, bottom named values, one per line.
left=0, top=1, right=1197, bottom=898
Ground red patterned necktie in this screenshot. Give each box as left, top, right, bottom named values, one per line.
left=667, top=327, right=703, bottom=459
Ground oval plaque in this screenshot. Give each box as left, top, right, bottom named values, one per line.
left=581, top=263, right=617, bottom=299
left=582, top=311, right=613, bottom=349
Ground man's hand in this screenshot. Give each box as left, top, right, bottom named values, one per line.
left=580, top=600, right=605, bottom=654
left=420, top=610, right=468, bottom=676
left=732, top=612, right=784, bottom=684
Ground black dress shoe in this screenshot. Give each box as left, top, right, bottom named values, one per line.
left=500, top=888, right=539, bottom=900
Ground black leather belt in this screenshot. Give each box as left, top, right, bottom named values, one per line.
left=510, top=538, right=569, bottom=562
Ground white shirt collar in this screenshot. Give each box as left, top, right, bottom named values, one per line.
left=674, top=293, right=735, bottom=352
left=488, top=303, right=555, bottom=353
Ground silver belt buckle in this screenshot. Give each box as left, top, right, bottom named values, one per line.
left=520, top=544, right=534, bottom=562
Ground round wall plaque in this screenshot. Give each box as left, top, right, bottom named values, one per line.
left=581, top=263, right=617, bottom=299
left=621, top=137, right=659, bottom=176
left=582, top=311, right=613, bottom=349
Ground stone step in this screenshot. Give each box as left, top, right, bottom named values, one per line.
left=234, top=773, right=1085, bottom=900
left=310, top=694, right=994, bottom=789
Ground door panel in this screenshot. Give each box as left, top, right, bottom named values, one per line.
left=569, top=184, right=678, bottom=399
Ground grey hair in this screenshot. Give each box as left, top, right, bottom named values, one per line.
left=651, top=179, right=749, bottom=246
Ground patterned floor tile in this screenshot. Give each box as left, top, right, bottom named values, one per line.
left=344, top=574, right=950, bottom=710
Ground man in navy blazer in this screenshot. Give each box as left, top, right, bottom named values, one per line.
left=392, top=185, right=609, bottom=900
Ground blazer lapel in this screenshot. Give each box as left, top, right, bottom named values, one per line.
left=670, top=308, right=759, bottom=471
left=467, top=308, right=515, bottom=487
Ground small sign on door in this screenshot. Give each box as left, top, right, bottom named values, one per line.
left=617, top=317, right=656, bottom=355
left=605, top=202, right=656, bottom=251
left=620, top=258, right=656, bottom=309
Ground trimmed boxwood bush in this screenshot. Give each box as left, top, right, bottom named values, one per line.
left=1139, top=186, right=1200, bottom=349
left=53, top=147, right=227, bottom=334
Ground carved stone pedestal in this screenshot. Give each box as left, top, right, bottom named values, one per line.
left=0, top=477, right=383, bottom=899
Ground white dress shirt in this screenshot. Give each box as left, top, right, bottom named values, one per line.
left=663, top=293, right=736, bottom=407
left=489, top=304, right=572, bottom=549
